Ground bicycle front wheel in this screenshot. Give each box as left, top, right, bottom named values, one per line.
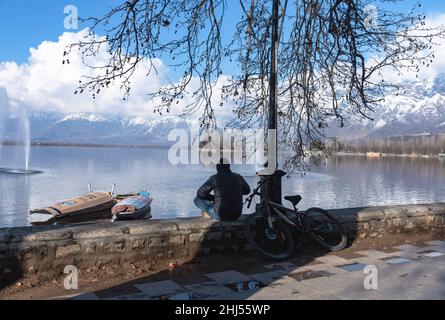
left=244, top=213, right=294, bottom=260
left=304, top=208, right=347, bottom=251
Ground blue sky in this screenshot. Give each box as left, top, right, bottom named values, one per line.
left=0, top=0, right=122, bottom=63
left=0, top=0, right=445, bottom=64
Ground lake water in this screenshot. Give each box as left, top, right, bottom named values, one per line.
left=0, top=145, right=444, bottom=228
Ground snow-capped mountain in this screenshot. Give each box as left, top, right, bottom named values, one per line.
left=327, top=75, right=445, bottom=138
left=2, top=75, right=445, bottom=144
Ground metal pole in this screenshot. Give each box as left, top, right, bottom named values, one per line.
left=269, top=0, right=279, bottom=139
left=264, top=0, right=282, bottom=204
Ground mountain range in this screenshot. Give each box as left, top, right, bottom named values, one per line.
left=1, top=76, right=445, bottom=145
left=0, top=113, right=192, bottom=146
left=326, top=76, right=445, bottom=139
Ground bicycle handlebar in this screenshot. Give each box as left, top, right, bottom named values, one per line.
left=244, top=175, right=272, bottom=209
left=244, top=170, right=288, bottom=209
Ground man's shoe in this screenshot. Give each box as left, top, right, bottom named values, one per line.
left=201, top=211, right=212, bottom=219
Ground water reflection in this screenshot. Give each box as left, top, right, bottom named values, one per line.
left=0, top=173, right=30, bottom=227
left=286, top=156, right=445, bottom=211
left=0, top=145, right=444, bottom=227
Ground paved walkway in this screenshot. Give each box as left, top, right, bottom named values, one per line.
left=58, top=240, right=445, bottom=300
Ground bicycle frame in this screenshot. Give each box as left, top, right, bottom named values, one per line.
left=268, top=201, right=309, bottom=233
left=246, top=170, right=307, bottom=232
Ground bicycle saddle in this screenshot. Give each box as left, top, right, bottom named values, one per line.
left=284, top=195, right=302, bottom=206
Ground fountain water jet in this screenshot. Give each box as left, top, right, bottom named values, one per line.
left=0, top=87, right=41, bottom=175
left=22, top=107, right=31, bottom=172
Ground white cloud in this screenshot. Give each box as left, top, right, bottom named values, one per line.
left=0, top=29, right=176, bottom=118
left=415, top=13, right=445, bottom=79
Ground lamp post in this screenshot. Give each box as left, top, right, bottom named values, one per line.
left=269, top=0, right=279, bottom=149
left=259, top=0, right=282, bottom=204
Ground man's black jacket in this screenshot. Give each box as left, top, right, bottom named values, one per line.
left=197, top=166, right=251, bottom=221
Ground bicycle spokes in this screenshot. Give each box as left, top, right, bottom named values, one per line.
left=304, top=208, right=347, bottom=251
left=244, top=215, right=294, bottom=260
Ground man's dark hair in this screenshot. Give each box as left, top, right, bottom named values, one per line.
left=217, top=157, right=230, bottom=171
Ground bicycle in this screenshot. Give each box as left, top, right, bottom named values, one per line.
left=244, top=170, right=348, bottom=260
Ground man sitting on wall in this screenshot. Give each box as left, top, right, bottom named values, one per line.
left=194, top=158, right=251, bottom=222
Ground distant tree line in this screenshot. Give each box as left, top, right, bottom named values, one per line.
left=327, top=133, right=445, bottom=155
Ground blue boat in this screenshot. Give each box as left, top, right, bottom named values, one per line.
left=112, top=191, right=153, bottom=222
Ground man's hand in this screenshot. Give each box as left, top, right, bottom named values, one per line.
left=202, top=194, right=215, bottom=202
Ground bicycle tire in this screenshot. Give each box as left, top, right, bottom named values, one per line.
left=244, top=213, right=295, bottom=260
left=304, top=207, right=347, bottom=251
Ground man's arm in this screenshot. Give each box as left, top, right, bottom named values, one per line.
left=240, top=176, right=251, bottom=195
left=197, top=176, right=216, bottom=202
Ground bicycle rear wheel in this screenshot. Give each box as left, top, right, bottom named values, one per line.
left=304, top=208, right=347, bottom=251
left=244, top=213, right=294, bottom=260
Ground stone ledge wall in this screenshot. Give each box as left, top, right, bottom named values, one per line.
left=1, top=203, right=444, bottom=281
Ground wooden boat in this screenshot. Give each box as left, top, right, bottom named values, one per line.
left=111, top=192, right=153, bottom=222
left=366, top=152, right=382, bottom=158
left=29, top=192, right=116, bottom=225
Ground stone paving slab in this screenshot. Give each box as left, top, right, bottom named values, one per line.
left=249, top=270, right=289, bottom=286
left=422, top=254, right=445, bottom=265
left=246, top=286, right=303, bottom=300
left=336, top=262, right=368, bottom=272
left=287, top=270, right=335, bottom=282
left=104, top=293, right=154, bottom=300
left=315, top=255, right=350, bottom=265
left=334, top=290, right=388, bottom=300
left=427, top=240, right=445, bottom=247
left=297, top=293, right=343, bottom=300
left=350, top=256, right=389, bottom=268
left=205, top=270, right=253, bottom=285
left=419, top=250, right=444, bottom=258
left=58, top=292, right=100, bottom=300
left=394, top=244, right=429, bottom=253
left=280, top=264, right=316, bottom=275
left=384, top=257, right=414, bottom=265
left=376, top=280, right=429, bottom=299
left=134, top=280, right=186, bottom=298
left=383, top=251, right=422, bottom=260
left=356, top=249, right=402, bottom=259
left=95, top=284, right=143, bottom=300
left=206, top=290, right=261, bottom=300
left=291, top=262, right=347, bottom=276
left=263, top=262, right=296, bottom=270
left=295, top=275, right=352, bottom=293
left=184, top=282, right=234, bottom=299
left=249, top=278, right=320, bottom=300
left=414, top=245, right=444, bottom=252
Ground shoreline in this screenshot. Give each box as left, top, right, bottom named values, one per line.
left=331, top=151, right=445, bottom=159
left=2, top=142, right=445, bottom=159
left=0, top=141, right=173, bottom=150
